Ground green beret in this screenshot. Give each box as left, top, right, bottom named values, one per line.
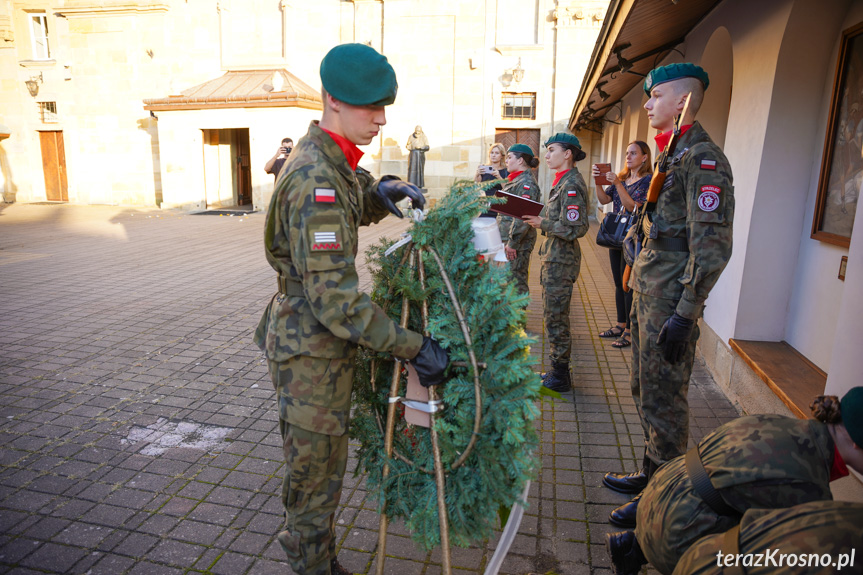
left=320, top=43, right=398, bottom=106
left=643, top=63, right=709, bottom=95
left=544, top=133, right=586, bottom=161
left=841, top=387, right=863, bottom=447
left=508, top=143, right=535, bottom=157
left=544, top=133, right=581, bottom=149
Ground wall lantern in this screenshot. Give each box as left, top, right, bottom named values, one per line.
left=25, top=72, right=43, bottom=97
left=512, top=58, right=525, bottom=83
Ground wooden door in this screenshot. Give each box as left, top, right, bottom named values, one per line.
left=39, top=131, right=68, bottom=201
left=236, top=129, right=252, bottom=205
left=495, top=128, right=541, bottom=178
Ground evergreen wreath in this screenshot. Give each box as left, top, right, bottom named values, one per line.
left=350, top=181, right=542, bottom=550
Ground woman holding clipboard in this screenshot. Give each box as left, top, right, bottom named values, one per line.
left=497, top=144, right=541, bottom=297
left=523, top=133, right=589, bottom=393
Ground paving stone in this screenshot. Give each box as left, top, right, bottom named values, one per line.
left=0, top=206, right=743, bottom=574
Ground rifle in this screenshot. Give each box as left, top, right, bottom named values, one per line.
left=622, top=92, right=692, bottom=292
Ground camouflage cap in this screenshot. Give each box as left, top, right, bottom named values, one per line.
left=643, top=62, right=709, bottom=95
left=507, top=143, right=535, bottom=157
left=320, top=43, right=398, bottom=106
left=544, top=133, right=587, bottom=161
left=841, top=386, right=863, bottom=447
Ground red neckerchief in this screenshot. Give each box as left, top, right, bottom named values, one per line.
left=507, top=170, right=524, bottom=181
left=552, top=169, right=571, bottom=188
left=654, top=124, right=693, bottom=152
left=830, top=445, right=850, bottom=481
left=320, top=127, right=364, bottom=170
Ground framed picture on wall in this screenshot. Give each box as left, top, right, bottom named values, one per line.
left=813, top=21, right=863, bottom=247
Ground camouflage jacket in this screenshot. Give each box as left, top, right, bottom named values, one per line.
left=498, top=170, right=540, bottom=251
left=631, top=122, right=734, bottom=319
left=254, top=121, right=424, bottom=362
left=637, top=414, right=836, bottom=575
left=674, top=500, right=863, bottom=575
left=538, top=167, right=589, bottom=264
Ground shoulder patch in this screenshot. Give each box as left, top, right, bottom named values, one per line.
left=566, top=190, right=578, bottom=196
left=314, top=188, right=336, bottom=203
left=700, top=159, right=717, bottom=171
left=308, top=224, right=343, bottom=252
left=566, top=205, right=580, bottom=221
left=697, top=190, right=720, bottom=212
left=523, top=185, right=531, bottom=190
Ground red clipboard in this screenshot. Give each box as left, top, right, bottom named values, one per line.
left=490, top=191, right=544, bottom=218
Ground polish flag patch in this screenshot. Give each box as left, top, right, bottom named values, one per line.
left=523, top=185, right=531, bottom=190
left=700, top=159, right=717, bottom=170
left=314, top=188, right=336, bottom=203
left=567, top=190, right=579, bottom=196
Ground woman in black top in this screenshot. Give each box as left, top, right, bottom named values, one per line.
left=474, top=143, right=508, bottom=218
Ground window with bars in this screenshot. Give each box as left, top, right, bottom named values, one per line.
left=501, top=92, right=536, bottom=120
left=39, top=102, right=58, bottom=123
left=30, top=13, right=50, bottom=59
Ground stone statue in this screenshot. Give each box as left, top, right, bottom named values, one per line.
left=406, top=125, right=429, bottom=188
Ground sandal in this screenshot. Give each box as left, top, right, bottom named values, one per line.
left=599, top=325, right=625, bottom=338
left=612, top=332, right=631, bottom=348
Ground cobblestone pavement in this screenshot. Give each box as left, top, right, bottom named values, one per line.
left=0, top=203, right=740, bottom=575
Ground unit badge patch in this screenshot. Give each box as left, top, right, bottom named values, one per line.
left=698, top=191, right=720, bottom=212
left=314, top=188, right=336, bottom=203
left=522, top=194, right=531, bottom=199
left=566, top=205, right=580, bottom=221
left=311, top=230, right=341, bottom=251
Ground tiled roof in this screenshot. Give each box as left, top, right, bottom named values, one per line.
left=143, top=69, right=322, bottom=111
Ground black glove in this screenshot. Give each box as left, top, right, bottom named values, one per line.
left=656, top=313, right=695, bottom=364
left=376, top=178, right=426, bottom=218
left=412, top=336, right=449, bottom=388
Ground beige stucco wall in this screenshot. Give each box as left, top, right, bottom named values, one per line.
left=588, top=0, right=863, bottom=431
left=2, top=0, right=608, bottom=208
left=155, top=107, right=320, bottom=211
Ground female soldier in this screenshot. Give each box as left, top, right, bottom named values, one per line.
left=606, top=386, right=863, bottom=575
left=498, top=144, right=541, bottom=296
left=523, top=133, right=589, bottom=393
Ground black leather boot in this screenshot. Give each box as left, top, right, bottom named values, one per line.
left=542, top=361, right=571, bottom=392
left=608, top=492, right=641, bottom=528
left=331, top=557, right=353, bottom=575
left=603, top=454, right=651, bottom=494
left=606, top=530, right=648, bottom=575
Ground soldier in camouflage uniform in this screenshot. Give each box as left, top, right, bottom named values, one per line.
left=673, top=500, right=863, bottom=575
left=253, top=44, right=449, bottom=575
left=498, top=144, right=541, bottom=296
left=606, top=387, right=863, bottom=575
left=523, top=133, right=590, bottom=393
left=603, top=63, right=735, bottom=530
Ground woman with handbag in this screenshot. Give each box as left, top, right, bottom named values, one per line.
left=592, top=140, right=652, bottom=348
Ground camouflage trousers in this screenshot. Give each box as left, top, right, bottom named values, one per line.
left=268, top=357, right=353, bottom=575
left=630, top=291, right=699, bottom=466
left=541, top=261, right=579, bottom=363
left=510, top=242, right=535, bottom=296
left=673, top=501, right=863, bottom=575
left=635, top=455, right=736, bottom=575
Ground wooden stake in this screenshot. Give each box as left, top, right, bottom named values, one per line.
left=376, top=247, right=414, bottom=575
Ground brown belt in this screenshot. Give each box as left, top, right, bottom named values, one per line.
left=278, top=276, right=305, bottom=297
